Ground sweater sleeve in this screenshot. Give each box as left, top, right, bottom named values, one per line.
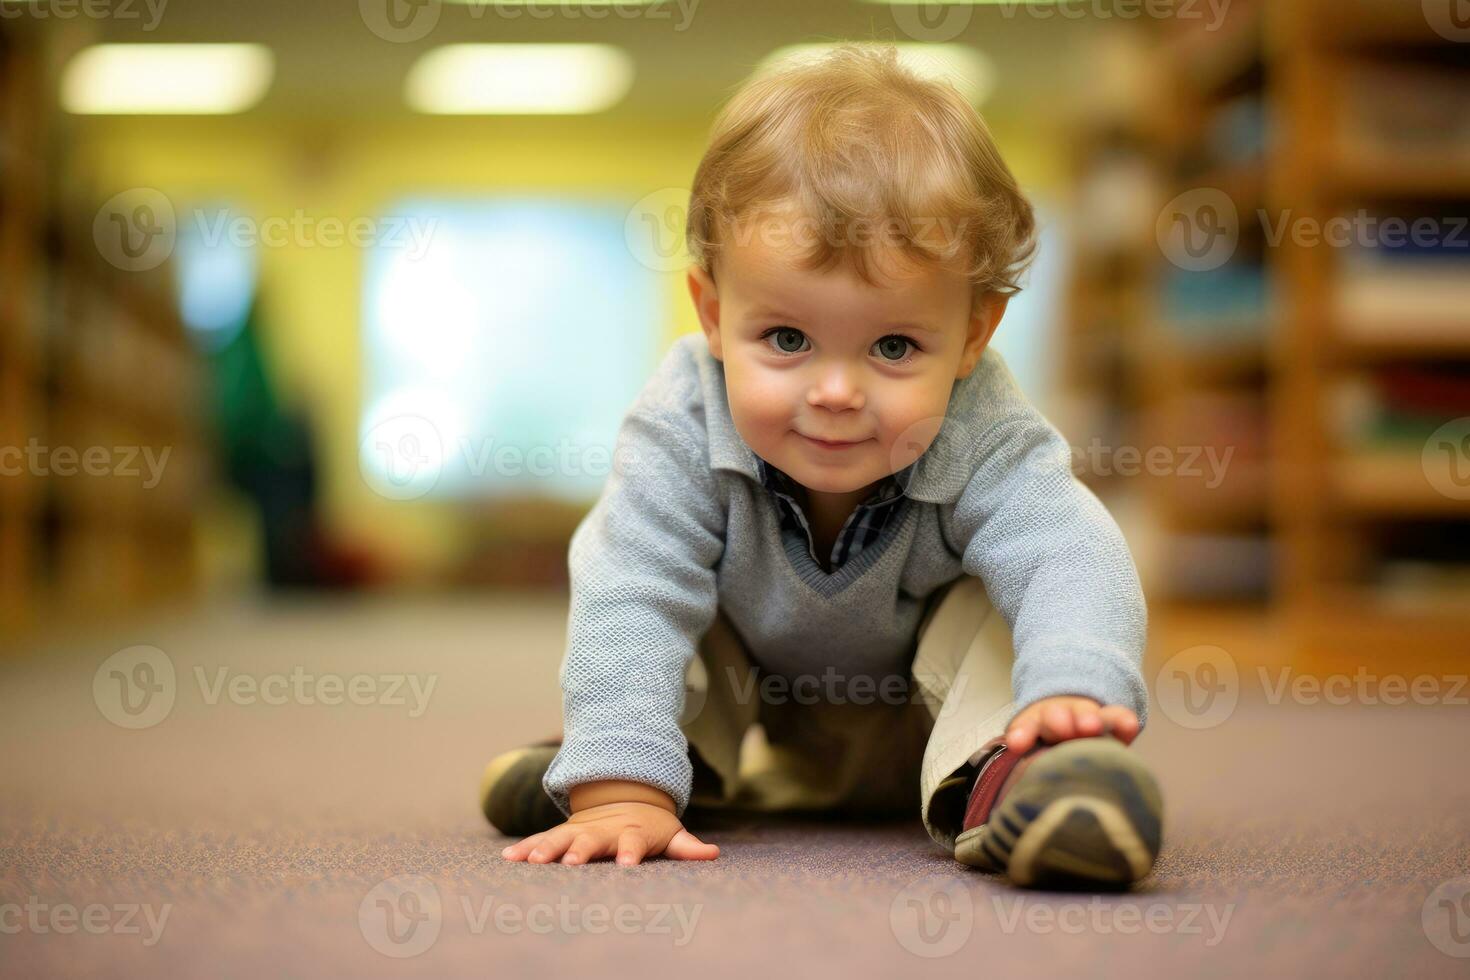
left=541, top=401, right=727, bottom=818
left=943, top=374, right=1149, bottom=725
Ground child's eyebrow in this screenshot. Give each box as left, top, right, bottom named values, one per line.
left=745, top=307, right=941, bottom=334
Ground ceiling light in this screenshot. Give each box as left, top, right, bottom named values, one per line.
left=61, top=44, right=274, bottom=115
left=406, top=44, right=634, bottom=115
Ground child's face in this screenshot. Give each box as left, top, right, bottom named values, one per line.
left=687, top=205, right=1005, bottom=500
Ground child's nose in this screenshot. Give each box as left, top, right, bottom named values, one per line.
left=805, top=365, right=865, bottom=411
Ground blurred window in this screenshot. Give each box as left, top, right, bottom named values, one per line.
left=175, top=203, right=259, bottom=352
left=360, top=199, right=663, bottom=501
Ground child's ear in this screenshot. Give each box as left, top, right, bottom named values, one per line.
left=686, top=265, right=723, bottom=362
left=957, top=293, right=1008, bottom=379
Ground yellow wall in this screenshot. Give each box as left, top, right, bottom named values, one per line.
left=74, top=111, right=1060, bottom=578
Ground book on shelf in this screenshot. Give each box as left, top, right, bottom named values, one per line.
left=1337, top=60, right=1470, bottom=170
left=1335, top=232, right=1470, bottom=339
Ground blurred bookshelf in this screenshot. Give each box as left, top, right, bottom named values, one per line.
left=1064, top=0, right=1470, bottom=670
left=1, top=23, right=205, bottom=645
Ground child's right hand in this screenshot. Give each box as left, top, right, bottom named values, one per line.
left=499, top=781, right=719, bottom=867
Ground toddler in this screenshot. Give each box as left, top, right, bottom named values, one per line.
left=482, top=44, right=1161, bottom=888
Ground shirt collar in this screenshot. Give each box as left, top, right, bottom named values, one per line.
left=757, top=455, right=909, bottom=507
left=696, top=338, right=984, bottom=505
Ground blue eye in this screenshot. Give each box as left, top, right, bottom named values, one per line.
left=875, top=336, right=912, bottom=361
left=766, top=327, right=807, bottom=354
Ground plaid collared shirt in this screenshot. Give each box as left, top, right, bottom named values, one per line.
left=757, top=457, right=913, bottom=573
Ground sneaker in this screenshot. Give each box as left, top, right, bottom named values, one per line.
left=953, top=735, right=1163, bottom=888
left=479, top=738, right=565, bottom=837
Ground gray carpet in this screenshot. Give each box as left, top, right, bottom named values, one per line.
left=2, top=594, right=1468, bottom=978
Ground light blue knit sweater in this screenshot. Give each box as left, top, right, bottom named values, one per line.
left=542, top=333, right=1148, bottom=817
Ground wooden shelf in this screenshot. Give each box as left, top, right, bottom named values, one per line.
left=1, top=22, right=203, bottom=643
left=1157, top=459, right=1271, bottom=526
left=1064, top=0, right=1470, bottom=673
left=1298, top=587, right=1470, bottom=671
left=1163, top=0, right=1264, bottom=105
left=1153, top=333, right=1271, bottom=387
left=1334, top=327, right=1470, bottom=362
left=1329, top=156, right=1470, bottom=201
left=1330, top=450, right=1465, bottom=518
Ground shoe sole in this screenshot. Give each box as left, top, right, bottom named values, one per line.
left=479, top=744, right=564, bottom=837
left=953, top=738, right=1162, bottom=888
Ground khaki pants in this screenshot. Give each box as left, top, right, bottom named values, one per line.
left=680, top=575, right=1017, bottom=851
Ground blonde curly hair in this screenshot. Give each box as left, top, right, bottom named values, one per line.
left=686, top=43, right=1038, bottom=309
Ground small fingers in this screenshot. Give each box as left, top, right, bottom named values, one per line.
left=501, top=832, right=547, bottom=862
left=526, top=828, right=574, bottom=864
left=561, top=833, right=607, bottom=866
left=1073, top=703, right=1104, bottom=738
left=1040, top=703, right=1076, bottom=744
left=664, top=829, right=719, bottom=862
left=616, top=831, right=649, bottom=867
left=1099, top=706, right=1141, bottom=744
left=1004, top=709, right=1041, bottom=754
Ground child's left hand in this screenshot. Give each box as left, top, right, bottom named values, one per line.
left=1004, top=695, right=1139, bottom=754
